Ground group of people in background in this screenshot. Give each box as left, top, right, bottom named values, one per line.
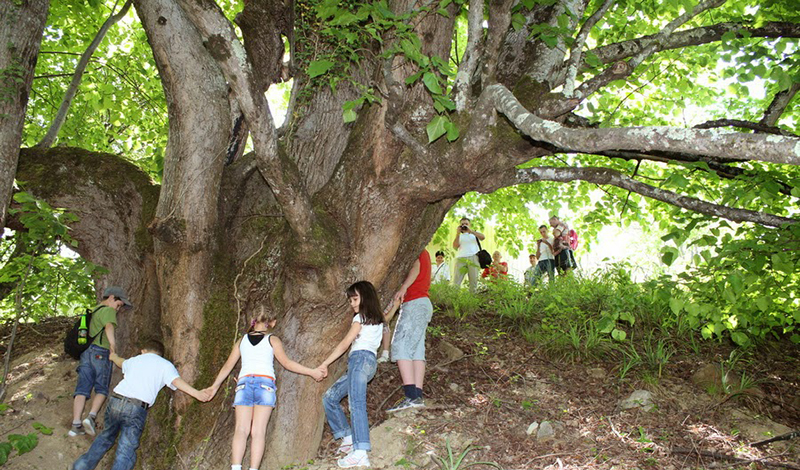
left=439, top=216, right=577, bottom=291
left=68, top=252, right=435, bottom=470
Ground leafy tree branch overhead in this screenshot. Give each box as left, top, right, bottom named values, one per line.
left=3, top=0, right=798, bottom=468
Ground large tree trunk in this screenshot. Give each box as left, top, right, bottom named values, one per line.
left=0, top=0, right=49, bottom=228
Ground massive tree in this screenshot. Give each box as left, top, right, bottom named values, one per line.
left=6, top=0, right=799, bottom=467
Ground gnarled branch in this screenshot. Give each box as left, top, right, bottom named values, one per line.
left=563, top=0, right=615, bottom=98
left=761, top=82, right=800, bottom=127
left=453, top=0, right=484, bottom=111
left=487, top=83, right=800, bottom=166
left=176, top=0, right=313, bottom=237
left=488, top=166, right=796, bottom=227
left=694, top=119, right=797, bottom=137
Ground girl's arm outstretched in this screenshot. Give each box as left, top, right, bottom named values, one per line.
left=203, top=338, right=243, bottom=399
left=270, top=336, right=325, bottom=381
left=317, top=322, right=362, bottom=375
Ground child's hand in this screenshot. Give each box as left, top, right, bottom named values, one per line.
left=201, top=386, right=217, bottom=400
left=316, top=365, right=328, bottom=379
left=197, top=389, right=212, bottom=402
left=310, top=368, right=325, bottom=382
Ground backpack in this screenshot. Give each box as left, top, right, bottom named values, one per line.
left=568, top=229, right=579, bottom=250
left=64, top=306, right=103, bottom=360
left=475, top=237, right=492, bottom=269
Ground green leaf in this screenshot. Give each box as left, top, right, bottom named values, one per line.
left=618, top=311, right=635, bottom=326
left=8, top=433, right=38, bottom=455
left=444, top=120, right=459, bottom=142
left=405, top=70, right=423, bottom=85
left=0, top=442, right=11, bottom=466
left=511, top=13, right=526, bottom=31
left=596, top=315, right=615, bottom=334
left=307, top=60, right=335, bottom=78
left=730, top=331, right=749, bottom=346
left=342, top=109, right=358, bottom=123
left=611, top=328, right=627, bottom=341
left=669, top=296, right=684, bottom=315
left=422, top=72, right=442, bottom=94
left=426, top=115, right=448, bottom=143
left=32, top=422, right=53, bottom=435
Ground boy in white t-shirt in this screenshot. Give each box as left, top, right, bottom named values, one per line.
left=70, top=340, right=209, bottom=470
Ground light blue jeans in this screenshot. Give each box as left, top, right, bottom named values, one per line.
left=72, top=395, right=148, bottom=470
left=322, top=350, right=377, bottom=451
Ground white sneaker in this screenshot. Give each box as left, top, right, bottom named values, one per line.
left=82, top=416, right=97, bottom=436
left=337, top=443, right=353, bottom=454
left=337, top=451, right=370, bottom=468
left=377, top=350, right=390, bottom=364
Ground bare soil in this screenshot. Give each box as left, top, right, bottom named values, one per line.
left=1, top=313, right=798, bottom=470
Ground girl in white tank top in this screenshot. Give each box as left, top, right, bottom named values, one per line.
left=205, top=310, right=324, bottom=470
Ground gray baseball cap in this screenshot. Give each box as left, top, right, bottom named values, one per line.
left=103, top=286, right=133, bottom=307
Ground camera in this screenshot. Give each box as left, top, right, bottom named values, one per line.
left=460, top=225, right=469, bottom=233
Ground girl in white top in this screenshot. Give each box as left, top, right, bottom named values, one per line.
left=205, top=309, right=323, bottom=470
left=318, top=281, right=399, bottom=468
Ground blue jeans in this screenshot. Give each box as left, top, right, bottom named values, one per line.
left=233, top=376, right=277, bottom=407
left=533, top=259, right=555, bottom=286
left=72, top=396, right=148, bottom=470
left=322, top=350, right=377, bottom=451
left=74, top=344, right=112, bottom=397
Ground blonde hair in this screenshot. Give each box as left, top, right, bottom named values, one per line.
left=248, top=305, right=277, bottom=333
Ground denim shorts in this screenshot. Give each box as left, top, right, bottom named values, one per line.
left=391, top=297, right=433, bottom=361
left=74, top=344, right=112, bottom=398
left=233, top=376, right=277, bottom=407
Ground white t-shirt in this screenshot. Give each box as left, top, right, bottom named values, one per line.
left=113, top=353, right=180, bottom=406
left=538, top=236, right=555, bottom=260
left=457, top=233, right=480, bottom=257
left=432, top=262, right=451, bottom=283
left=350, top=314, right=383, bottom=354
left=239, top=333, right=276, bottom=379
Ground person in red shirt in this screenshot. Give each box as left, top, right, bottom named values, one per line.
left=384, top=251, right=432, bottom=412
left=481, top=251, right=509, bottom=279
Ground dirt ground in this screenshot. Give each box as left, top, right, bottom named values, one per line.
left=1, top=314, right=798, bottom=470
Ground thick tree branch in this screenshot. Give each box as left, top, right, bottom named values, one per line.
left=761, top=82, right=800, bottom=127
left=546, top=0, right=725, bottom=117
left=489, top=166, right=796, bottom=227
left=582, top=21, right=800, bottom=73
left=563, top=0, right=615, bottom=98
left=483, top=0, right=514, bottom=84
left=36, top=0, right=132, bottom=148
left=694, top=119, right=798, bottom=137
left=453, top=0, right=484, bottom=111
left=487, top=83, right=800, bottom=166
left=176, top=0, right=313, bottom=237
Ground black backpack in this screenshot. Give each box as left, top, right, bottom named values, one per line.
left=64, top=306, right=103, bottom=360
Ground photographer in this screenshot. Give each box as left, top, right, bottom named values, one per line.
left=452, top=217, right=485, bottom=293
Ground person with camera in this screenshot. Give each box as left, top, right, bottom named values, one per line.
left=452, top=217, right=485, bottom=293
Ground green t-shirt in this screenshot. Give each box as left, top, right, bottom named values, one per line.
left=89, top=305, right=117, bottom=350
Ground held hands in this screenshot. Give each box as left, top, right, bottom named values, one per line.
left=196, top=388, right=213, bottom=402
left=393, top=288, right=407, bottom=304
left=201, top=386, right=218, bottom=401
left=314, top=365, right=328, bottom=382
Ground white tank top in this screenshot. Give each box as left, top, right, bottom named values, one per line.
left=238, top=333, right=276, bottom=379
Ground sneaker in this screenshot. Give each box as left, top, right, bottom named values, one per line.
left=82, top=416, right=96, bottom=436
left=410, top=397, right=425, bottom=409
left=68, top=424, right=85, bottom=437
left=387, top=397, right=416, bottom=413
left=337, top=452, right=370, bottom=468
left=377, top=350, right=390, bottom=364
left=337, top=443, right=353, bottom=454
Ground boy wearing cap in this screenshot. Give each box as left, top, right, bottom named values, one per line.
left=69, top=286, right=132, bottom=437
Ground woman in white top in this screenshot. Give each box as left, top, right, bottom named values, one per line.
left=318, top=281, right=399, bottom=468
left=205, top=309, right=323, bottom=470
left=432, top=250, right=451, bottom=283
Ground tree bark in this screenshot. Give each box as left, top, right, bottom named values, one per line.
left=0, top=0, right=49, bottom=228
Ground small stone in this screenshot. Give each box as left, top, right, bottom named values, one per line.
left=537, top=421, right=555, bottom=440
left=619, top=390, right=655, bottom=412
left=449, top=382, right=463, bottom=393
left=439, top=340, right=464, bottom=362
left=526, top=422, right=539, bottom=436
left=588, top=367, right=606, bottom=379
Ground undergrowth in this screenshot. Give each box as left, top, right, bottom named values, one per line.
left=429, top=263, right=778, bottom=384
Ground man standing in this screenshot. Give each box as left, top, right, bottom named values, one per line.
left=452, top=217, right=485, bottom=293
left=387, top=250, right=432, bottom=412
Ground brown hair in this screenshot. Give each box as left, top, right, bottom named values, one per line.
left=141, top=339, right=166, bottom=357
left=248, top=305, right=278, bottom=333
